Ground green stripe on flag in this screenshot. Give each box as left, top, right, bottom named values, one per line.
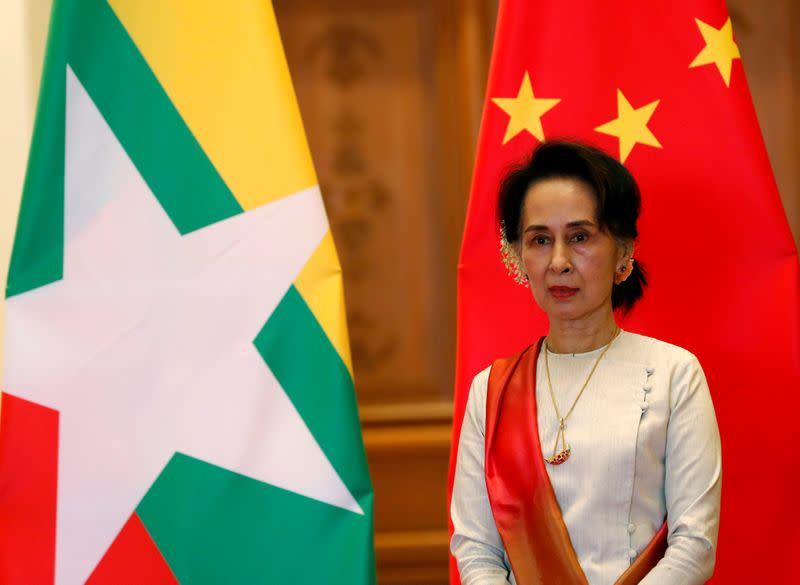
left=137, top=453, right=375, bottom=585
left=6, top=0, right=69, bottom=298
left=254, top=285, right=372, bottom=503
left=69, top=0, right=243, bottom=235
left=7, top=0, right=243, bottom=298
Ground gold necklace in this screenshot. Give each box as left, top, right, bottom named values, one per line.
left=543, top=328, right=620, bottom=465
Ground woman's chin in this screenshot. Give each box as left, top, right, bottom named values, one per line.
left=545, top=299, right=581, bottom=318
left=545, top=297, right=614, bottom=323
left=544, top=300, right=596, bottom=322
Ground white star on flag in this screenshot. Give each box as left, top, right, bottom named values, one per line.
left=3, top=67, right=360, bottom=585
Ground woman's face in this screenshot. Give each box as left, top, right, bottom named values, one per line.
left=517, top=177, right=627, bottom=323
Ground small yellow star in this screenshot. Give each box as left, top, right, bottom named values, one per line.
left=594, top=90, right=662, bottom=163
left=689, top=17, right=741, bottom=87
left=491, top=72, right=560, bottom=144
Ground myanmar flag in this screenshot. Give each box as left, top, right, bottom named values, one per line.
left=0, top=1, right=374, bottom=584
left=452, top=0, right=800, bottom=583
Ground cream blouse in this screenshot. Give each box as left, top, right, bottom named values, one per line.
left=450, top=331, right=722, bottom=585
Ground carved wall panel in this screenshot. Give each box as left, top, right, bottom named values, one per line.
left=274, top=0, right=492, bottom=407
left=273, top=1, right=494, bottom=583
left=728, top=0, right=800, bottom=247
left=365, top=422, right=452, bottom=584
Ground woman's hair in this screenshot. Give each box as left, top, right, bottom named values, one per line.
left=497, top=140, right=647, bottom=313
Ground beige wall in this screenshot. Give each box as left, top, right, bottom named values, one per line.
left=0, top=0, right=51, bottom=385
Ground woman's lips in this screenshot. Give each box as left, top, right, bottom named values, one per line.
left=549, top=286, right=579, bottom=299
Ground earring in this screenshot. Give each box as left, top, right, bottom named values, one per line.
left=614, top=258, right=634, bottom=285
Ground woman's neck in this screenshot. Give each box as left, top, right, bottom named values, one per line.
left=546, top=309, right=619, bottom=354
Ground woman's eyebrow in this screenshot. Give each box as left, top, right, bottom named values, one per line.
left=523, top=219, right=596, bottom=233
left=523, top=224, right=549, bottom=232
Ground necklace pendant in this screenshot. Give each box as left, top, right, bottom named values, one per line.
left=545, top=446, right=571, bottom=465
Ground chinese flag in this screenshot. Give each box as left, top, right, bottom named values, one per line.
left=450, top=1, right=800, bottom=583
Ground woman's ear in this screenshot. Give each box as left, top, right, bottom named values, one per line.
left=614, top=241, right=635, bottom=285
left=618, top=240, right=634, bottom=262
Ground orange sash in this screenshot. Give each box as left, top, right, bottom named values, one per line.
left=484, top=340, right=668, bottom=584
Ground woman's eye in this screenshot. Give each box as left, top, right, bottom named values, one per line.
left=533, top=236, right=549, bottom=245
left=571, top=232, right=588, bottom=243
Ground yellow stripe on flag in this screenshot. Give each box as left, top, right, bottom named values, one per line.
left=294, top=231, right=353, bottom=376
left=107, top=0, right=316, bottom=210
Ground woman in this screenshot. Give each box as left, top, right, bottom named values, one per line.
left=450, top=141, right=721, bottom=585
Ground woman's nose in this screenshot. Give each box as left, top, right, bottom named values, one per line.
left=549, top=242, right=572, bottom=273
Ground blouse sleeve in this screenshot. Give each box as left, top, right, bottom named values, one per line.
left=450, top=369, right=513, bottom=585
left=640, top=354, right=722, bottom=584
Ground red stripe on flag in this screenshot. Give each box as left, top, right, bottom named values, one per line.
left=0, top=394, right=58, bottom=585
left=87, top=512, right=179, bottom=585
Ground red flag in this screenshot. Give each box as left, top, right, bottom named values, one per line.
left=450, top=1, right=800, bottom=583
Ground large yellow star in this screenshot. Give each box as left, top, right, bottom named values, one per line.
left=491, top=72, right=560, bottom=144
left=594, top=90, right=662, bottom=163
left=689, top=17, right=740, bottom=87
